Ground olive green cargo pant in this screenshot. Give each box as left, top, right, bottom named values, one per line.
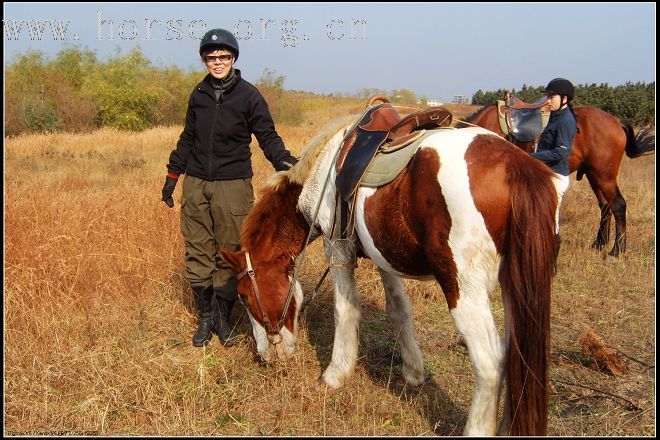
left=180, top=175, right=254, bottom=301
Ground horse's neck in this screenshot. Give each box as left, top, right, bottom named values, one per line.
left=297, top=131, right=344, bottom=235
left=244, top=181, right=310, bottom=262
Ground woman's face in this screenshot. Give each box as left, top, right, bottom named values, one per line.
left=203, top=48, right=235, bottom=80
left=547, top=93, right=566, bottom=111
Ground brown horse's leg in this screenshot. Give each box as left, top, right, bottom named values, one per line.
left=609, top=187, right=627, bottom=257
left=586, top=174, right=626, bottom=257
left=586, top=176, right=612, bottom=250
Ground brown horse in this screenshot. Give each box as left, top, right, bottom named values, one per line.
left=220, top=119, right=557, bottom=435
left=463, top=104, right=654, bottom=257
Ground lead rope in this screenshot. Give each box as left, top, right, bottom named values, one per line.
left=283, top=107, right=388, bottom=320
left=278, top=148, right=338, bottom=327
left=278, top=122, right=357, bottom=327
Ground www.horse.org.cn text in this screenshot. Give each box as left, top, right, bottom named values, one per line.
left=3, top=10, right=368, bottom=48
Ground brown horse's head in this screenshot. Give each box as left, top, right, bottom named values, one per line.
left=219, top=174, right=310, bottom=362
left=221, top=248, right=303, bottom=362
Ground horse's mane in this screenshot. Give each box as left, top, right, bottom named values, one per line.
left=241, top=114, right=358, bottom=251
left=458, top=104, right=492, bottom=126
left=265, top=115, right=357, bottom=190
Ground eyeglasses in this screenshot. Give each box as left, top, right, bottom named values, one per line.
left=204, top=54, right=233, bottom=64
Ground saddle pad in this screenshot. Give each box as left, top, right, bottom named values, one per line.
left=361, top=129, right=446, bottom=188
left=497, top=100, right=510, bottom=136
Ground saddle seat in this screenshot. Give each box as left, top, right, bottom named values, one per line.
left=505, top=91, right=550, bottom=110
left=335, top=96, right=452, bottom=201
left=497, top=91, right=550, bottom=143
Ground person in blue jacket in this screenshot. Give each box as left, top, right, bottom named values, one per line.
left=161, top=28, right=298, bottom=347
left=530, top=77, right=578, bottom=271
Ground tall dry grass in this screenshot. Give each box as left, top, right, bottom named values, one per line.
left=4, top=109, right=655, bottom=436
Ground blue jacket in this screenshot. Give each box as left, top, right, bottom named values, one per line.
left=530, top=107, right=577, bottom=176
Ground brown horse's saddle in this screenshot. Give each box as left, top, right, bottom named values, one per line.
left=335, top=96, right=452, bottom=201
left=497, top=92, right=550, bottom=143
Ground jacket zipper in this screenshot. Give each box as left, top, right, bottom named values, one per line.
left=207, top=89, right=222, bottom=178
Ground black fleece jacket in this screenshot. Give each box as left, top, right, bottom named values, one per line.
left=166, top=70, right=296, bottom=180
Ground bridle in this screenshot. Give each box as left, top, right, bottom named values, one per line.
left=235, top=251, right=292, bottom=344
left=234, top=122, right=354, bottom=345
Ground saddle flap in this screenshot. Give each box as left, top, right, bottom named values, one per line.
left=507, top=107, right=543, bottom=142
left=335, top=130, right=389, bottom=201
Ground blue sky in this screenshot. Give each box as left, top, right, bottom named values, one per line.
left=3, top=2, right=656, bottom=102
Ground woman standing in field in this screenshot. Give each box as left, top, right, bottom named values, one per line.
left=529, top=77, right=578, bottom=270
left=161, top=28, right=298, bottom=347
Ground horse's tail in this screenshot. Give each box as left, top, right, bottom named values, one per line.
left=624, top=123, right=655, bottom=158
left=500, top=163, right=556, bottom=435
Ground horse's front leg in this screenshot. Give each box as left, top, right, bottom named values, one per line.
left=378, top=268, right=424, bottom=386
left=320, top=238, right=361, bottom=389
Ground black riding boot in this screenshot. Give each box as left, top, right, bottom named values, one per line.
left=192, top=285, right=214, bottom=347
left=213, top=296, right=237, bottom=346
left=552, top=234, right=562, bottom=275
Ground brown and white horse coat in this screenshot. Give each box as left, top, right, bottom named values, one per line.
left=222, top=123, right=557, bottom=436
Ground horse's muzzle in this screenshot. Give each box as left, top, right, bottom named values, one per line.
left=259, top=332, right=294, bottom=363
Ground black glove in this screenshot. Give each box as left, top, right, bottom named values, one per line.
left=161, top=175, right=178, bottom=208
left=275, top=156, right=299, bottom=171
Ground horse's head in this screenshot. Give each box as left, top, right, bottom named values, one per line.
left=218, top=117, right=357, bottom=362
left=221, top=249, right=303, bottom=363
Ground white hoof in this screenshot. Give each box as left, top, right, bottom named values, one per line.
left=320, top=369, right=344, bottom=389
left=402, top=366, right=425, bottom=387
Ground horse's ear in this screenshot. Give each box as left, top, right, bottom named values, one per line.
left=220, top=249, right=244, bottom=274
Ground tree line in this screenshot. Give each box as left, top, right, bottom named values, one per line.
left=472, top=82, right=655, bottom=126
left=4, top=47, right=365, bottom=136
left=4, top=47, right=654, bottom=135
left=4, top=47, right=202, bottom=135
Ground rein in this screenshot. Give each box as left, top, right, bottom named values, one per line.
left=454, top=119, right=480, bottom=128
left=236, top=252, right=281, bottom=341
left=237, top=127, right=348, bottom=338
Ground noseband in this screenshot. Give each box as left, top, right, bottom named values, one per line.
left=236, top=251, right=295, bottom=344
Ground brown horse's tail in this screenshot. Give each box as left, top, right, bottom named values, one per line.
left=624, top=123, right=656, bottom=158
left=500, top=162, right=556, bottom=435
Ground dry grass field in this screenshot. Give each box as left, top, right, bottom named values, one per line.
left=4, top=103, right=655, bottom=436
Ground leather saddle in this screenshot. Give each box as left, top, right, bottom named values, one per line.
left=335, top=96, right=452, bottom=201
left=497, top=91, right=550, bottom=143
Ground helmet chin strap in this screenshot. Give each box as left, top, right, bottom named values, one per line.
left=557, top=95, right=568, bottom=110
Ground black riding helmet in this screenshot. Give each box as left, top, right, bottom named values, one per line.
left=199, top=28, right=239, bottom=61
left=545, top=78, right=575, bottom=102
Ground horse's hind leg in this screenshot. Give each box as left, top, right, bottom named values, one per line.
left=609, top=187, right=627, bottom=257
left=379, top=268, right=424, bottom=386
left=444, top=280, right=505, bottom=435
left=587, top=175, right=626, bottom=256
left=587, top=177, right=612, bottom=251
left=593, top=201, right=612, bottom=250
left=320, top=238, right=361, bottom=389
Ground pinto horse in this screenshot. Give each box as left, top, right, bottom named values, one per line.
left=220, top=118, right=558, bottom=436
left=462, top=104, right=654, bottom=257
